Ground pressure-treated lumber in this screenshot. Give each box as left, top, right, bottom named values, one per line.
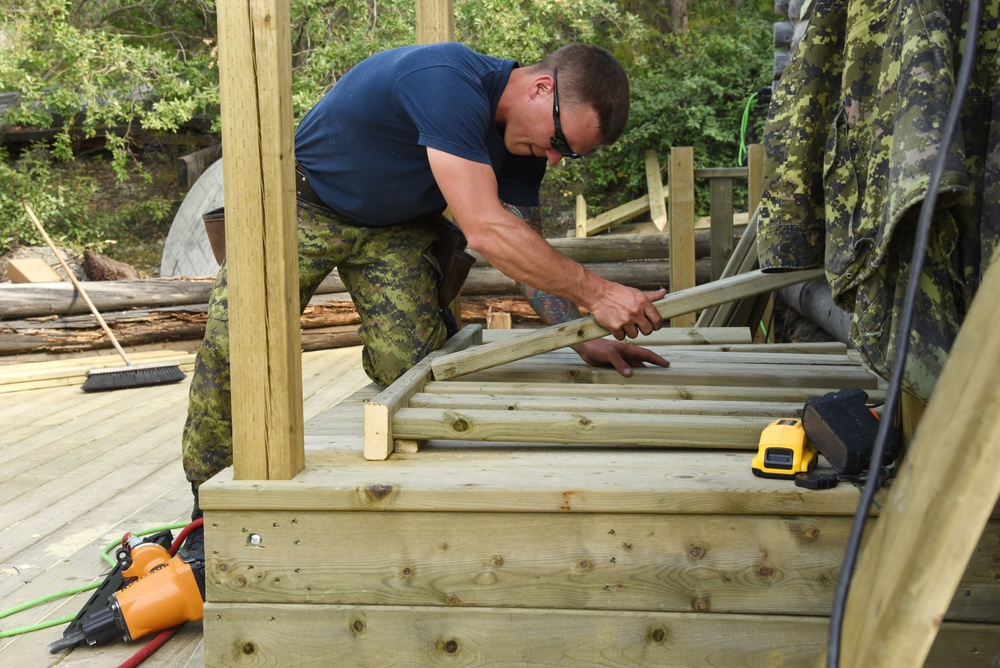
left=415, top=0, right=453, bottom=43
left=841, top=250, right=1000, bottom=667
left=217, top=0, right=302, bottom=480
left=669, top=146, right=697, bottom=327
left=431, top=267, right=824, bottom=380
left=203, top=603, right=999, bottom=667
left=364, top=325, right=482, bottom=460
left=392, top=408, right=770, bottom=447
left=645, top=149, right=667, bottom=231
left=6, top=257, right=62, bottom=283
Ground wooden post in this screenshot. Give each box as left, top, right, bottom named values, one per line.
left=668, top=147, right=696, bottom=327
left=416, top=0, right=454, bottom=43
left=747, top=144, right=764, bottom=217
left=217, top=0, right=304, bottom=480
left=709, top=177, right=734, bottom=281
left=575, top=194, right=588, bottom=238
left=645, top=150, right=668, bottom=232
left=841, top=250, right=1000, bottom=666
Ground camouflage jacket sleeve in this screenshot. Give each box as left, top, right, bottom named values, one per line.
left=757, top=0, right=999, bottom=401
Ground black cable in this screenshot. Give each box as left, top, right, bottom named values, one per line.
left=826, top=2, right=983, bottom=664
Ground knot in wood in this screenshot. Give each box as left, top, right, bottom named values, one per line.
left=351, top=619, right=366, bottom=634
left=451, top=417, right=471, bottom=433
left=364, top=484, right=394, bottom=501
left=241, top=642, right=257, bottom=655
left=757, top=565, right=775, bottom=578
left=443, top=639, right=459, bottom=654
left=688, top=544, right=705, bottom=559
left=648, top=627, right=668, bottom=643
left=693, top=598, right=711, bottom=612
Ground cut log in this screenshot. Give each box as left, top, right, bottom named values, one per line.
left=0, top=296, right=540, bottom=356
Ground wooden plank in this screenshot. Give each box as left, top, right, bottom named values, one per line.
left=585, top=195, right=652, bottom=236
left=452, top=360, right=878, bottom=389
left=645, top=149, right=667, bottom=231
left=668, top=146, right=697, bottom=327
left=205, top=510, right=1000, bottom=623
left=218, top=0, right=303, bottom=480
left=7, top=257, right=63, bottom=283
left=481, top=327, right=753, bottom=346
left=364, top=325, right=482, bottom=460
left=747, top=144, right=764, bottom=217
left=202, top=603, right=1000, bottom=667
left=430, top=267, right=824, bottom=380
left=575, top=193, right=588, bottom=238
left=391, top=408, right=769, bottom=447
left=415, top=0, right=453, bottom=43
left=409, top=393, right=805, bottom=418
left=710, top=177, right=735, bottom=280
left=707, top=214, right=760, bottom=327
left=421, top=381, right=883, bottom=404
left=841, top=249, right=1000, bottom=666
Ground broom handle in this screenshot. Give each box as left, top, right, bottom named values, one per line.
left=23, top=203, right=133, bottom=367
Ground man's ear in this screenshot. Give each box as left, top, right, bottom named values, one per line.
left=527, top=74, right=553, bottom=100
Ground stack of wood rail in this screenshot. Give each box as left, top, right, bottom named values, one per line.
left=365, top=267, right=823, bottom=459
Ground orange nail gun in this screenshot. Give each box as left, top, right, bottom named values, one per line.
left=49, top=522, right=205, bottom=654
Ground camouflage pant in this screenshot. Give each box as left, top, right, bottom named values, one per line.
left=182, top=202, right=448, bottom=487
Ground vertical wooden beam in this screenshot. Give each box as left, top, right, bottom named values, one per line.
left=709, top=177, right=734, bottom=281
left=416, top=0, right=454, bottom=44
left=668, top=147, right=696, bottom=328
left=841, top=251, right=1000, bottom=666
left=217, top=0, right=303, bottom=480
left=747, top=144, right=764, bottom=217
left=645, top=150, right=668, bottom=232
left=575, top=194, right=588, bottom=238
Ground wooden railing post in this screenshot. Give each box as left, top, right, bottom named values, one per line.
left=218, top=0, right=303, bottom=480
left=668, top=147, right=696, bottom=327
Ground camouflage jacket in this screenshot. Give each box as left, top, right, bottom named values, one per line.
left=757, top=0, right=999, bottom=401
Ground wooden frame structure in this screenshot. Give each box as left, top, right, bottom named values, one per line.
left=209, top=0, right=1000, bottom=663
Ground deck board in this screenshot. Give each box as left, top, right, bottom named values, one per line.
left=0, top=346, right=366, bottom=667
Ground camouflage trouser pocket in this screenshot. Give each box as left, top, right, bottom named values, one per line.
left=182, top=203, right=448, bottom=487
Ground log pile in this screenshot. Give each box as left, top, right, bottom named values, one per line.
left=0, top=231, right=724, bottom=358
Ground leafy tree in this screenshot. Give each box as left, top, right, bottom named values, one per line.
left=0, top=0, right=773, bottom=254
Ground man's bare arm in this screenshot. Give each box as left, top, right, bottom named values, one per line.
left=501, top=202, right=670, bottom=376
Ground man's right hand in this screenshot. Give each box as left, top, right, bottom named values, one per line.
left=587, top=284, right=667, bottom=340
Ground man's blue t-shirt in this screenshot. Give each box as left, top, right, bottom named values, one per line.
left=294, top=43, right=548, bottom=226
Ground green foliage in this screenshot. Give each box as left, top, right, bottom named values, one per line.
left=551, top=0, right=775, bottom=215
left=0, top=0, right=774, bottom=254
left=0, top=144, right=176, bottom=260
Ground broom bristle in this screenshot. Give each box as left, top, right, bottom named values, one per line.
left=81, top=363, right=187, bottom=392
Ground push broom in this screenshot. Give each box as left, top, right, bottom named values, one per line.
left=23, top=203, right=187, bottom=392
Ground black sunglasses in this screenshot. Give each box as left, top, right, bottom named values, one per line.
left=550, top=68, right=585, bottom=160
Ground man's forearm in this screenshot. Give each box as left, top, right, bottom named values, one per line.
left=502, top=202, right=582, bottom=325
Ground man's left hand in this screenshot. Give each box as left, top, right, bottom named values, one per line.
left=572, top=339, right=670, bottom=377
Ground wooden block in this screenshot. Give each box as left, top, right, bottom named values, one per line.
left=485, top=311, right=511, bottom=329
left=7, top=258, right=62, bottom=283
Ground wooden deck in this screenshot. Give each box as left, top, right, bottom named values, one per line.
left=197, top=330, right=1000, bottom=666
left=0, top=346, right=371, bottom=667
